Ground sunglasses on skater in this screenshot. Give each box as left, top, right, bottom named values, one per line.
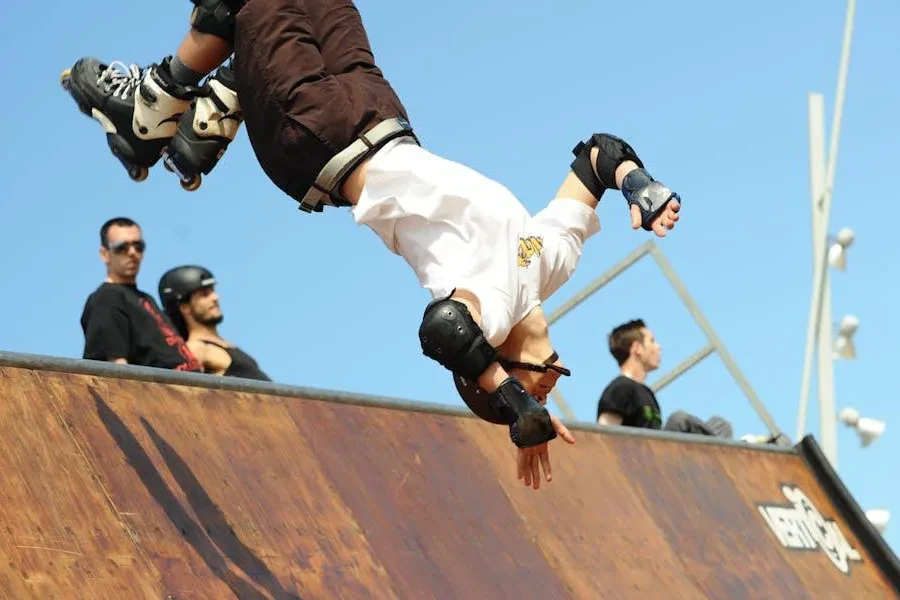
left=499, top=351, right=571, bottom=377
left=108, top=240, right=146, bottom=254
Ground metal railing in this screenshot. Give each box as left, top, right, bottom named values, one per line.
left=545, top=240, right=782, bottom=437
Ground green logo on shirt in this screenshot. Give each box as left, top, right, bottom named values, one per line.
left=642, top=405, right=662, bottom=427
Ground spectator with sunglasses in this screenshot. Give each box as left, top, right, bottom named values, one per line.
left=79, top=217, right=202, bottom=372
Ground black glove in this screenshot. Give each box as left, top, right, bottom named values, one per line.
left=489, top=378, right=557, bottom=448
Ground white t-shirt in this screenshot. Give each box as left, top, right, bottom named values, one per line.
left=352, top=137, right=600, bottom=347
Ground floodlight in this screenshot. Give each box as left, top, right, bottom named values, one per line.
left=833, top=315, right=859, bottom=359
left=865, top=509, right=890, bottom=534
left=827, top=228, right=854, bottom=271
left=857, top=417, right=885, bottom=447
left=835, top=227, right=855, bottom=248
left=838, top=315, right=859, bottom=336
left=838, top=407, right=860, bottom=426
left=838, top=407, right=885, bottom=447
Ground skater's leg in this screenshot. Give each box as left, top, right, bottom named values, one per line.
left=59, top=1, right=233, bottom=181
left=305, top=0, right=382, bottom=77
left=60, top=0, right=245, bottom=186
left=60, top=53, right=202, bottom=181
left=161, top=57, right=243, bottom=191
left=176, top=0, right=246, bottom=75
left=174, top=29, right=233, bottom=78
left=159, top=2, right=246, bottom=189
left=232, top=0, right=411, bottom=210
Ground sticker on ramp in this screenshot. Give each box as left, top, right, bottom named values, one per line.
left=757, top=484, right=862, bottom=574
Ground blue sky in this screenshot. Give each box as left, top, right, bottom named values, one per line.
left=2, top=0, right=897, bottom=555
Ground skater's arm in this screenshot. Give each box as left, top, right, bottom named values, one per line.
left=477, top=362, right=514, bottom=394
left=555, top=158, right=640, bottom=211
left=560, top=134, right=682, bottom=237
left=532, top=201, right=600, bottom=302
left=447, top=290, right=516, bottom=394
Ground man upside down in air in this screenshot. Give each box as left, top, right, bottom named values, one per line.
left=61, top=0, right=682, bottom=489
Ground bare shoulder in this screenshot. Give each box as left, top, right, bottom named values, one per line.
left=186, top=338, right=208, bottom=361
left=190, top=338, right=231, bottom=375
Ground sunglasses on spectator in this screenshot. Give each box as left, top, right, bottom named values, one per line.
left=108, top=240, right=146, bottom=254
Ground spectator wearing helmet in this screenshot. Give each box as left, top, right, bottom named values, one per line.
left=80, top=217, right=202, bottom=372
left=158, top=266, right=271, bottom=381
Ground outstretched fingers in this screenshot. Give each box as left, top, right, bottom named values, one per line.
left=515, top=416, right=576, bottom=490
left=518, top=446, right=542, bottom=489
left=636, top=200, right=682, bottom=238
left=551, top=415, right=576, bottom=444
left=517, top=448, right=527, bottom=484
left=532, top=450, right=542, bottom=488
left=517, top=446, right=545, bottom=490
left=630, top=205, right=642, bottom=230
left=538, top=450, right=552, bottom=483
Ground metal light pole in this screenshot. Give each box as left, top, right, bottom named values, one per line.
left=795, top=0, right=857, bottom=468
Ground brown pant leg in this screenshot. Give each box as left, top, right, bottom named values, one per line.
left=305, top=0, right=379, bottom=76
left=233, top=0, right=409, bottom=206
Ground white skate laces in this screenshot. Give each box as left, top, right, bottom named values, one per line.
left=96, top=61, right=144, bottom=100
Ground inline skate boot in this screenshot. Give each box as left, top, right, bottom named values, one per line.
left=161, top=59, right=243, bottom=191
left=60, top=56, right=199, bottom=182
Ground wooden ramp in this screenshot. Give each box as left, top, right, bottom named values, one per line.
left=0, top=352, right=897, bottom=599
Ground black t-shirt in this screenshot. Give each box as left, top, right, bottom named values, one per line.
left=596, top=375, right=663, bottom=429
left=200, top=340, right=272, bottom=382
left=80, top=282, right=202, bottom=372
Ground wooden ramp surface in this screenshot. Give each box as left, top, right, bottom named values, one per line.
left=0, top=354, right=897, bottom=599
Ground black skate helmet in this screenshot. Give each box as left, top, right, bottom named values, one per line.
left=158, top=265, right=217, bottom=311
left=158, top=265, right=216, bottom=338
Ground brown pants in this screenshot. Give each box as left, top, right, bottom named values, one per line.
left=233, top=0, right=410, bottom=204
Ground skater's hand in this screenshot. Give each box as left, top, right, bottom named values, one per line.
left=516, top=415, right=575, bottom=490
left=630, top=197, right=681, bottom=238
left=621, top=168, right=681, bottom=237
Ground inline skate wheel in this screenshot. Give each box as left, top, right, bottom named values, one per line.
left=181, top=174, right=201, bottom=192
left=128, top=165, right=149, bottom=182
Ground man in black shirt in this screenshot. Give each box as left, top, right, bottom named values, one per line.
left=596, top=319, right=664, bottom=429
left=158, top=265, right=271, bottom=381
left=596, top=319, right=732, bottom=437
left=80, top=217, right=203, bottom=372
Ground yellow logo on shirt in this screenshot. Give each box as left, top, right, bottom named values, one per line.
left=517, top=235, right=544, bottom=268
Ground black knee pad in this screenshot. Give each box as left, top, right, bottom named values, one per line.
left=570, top=133, right=645, bottom=200
left=189, top=0, right=245, bottom=42
left=418, top=295, right=497, bottom=382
